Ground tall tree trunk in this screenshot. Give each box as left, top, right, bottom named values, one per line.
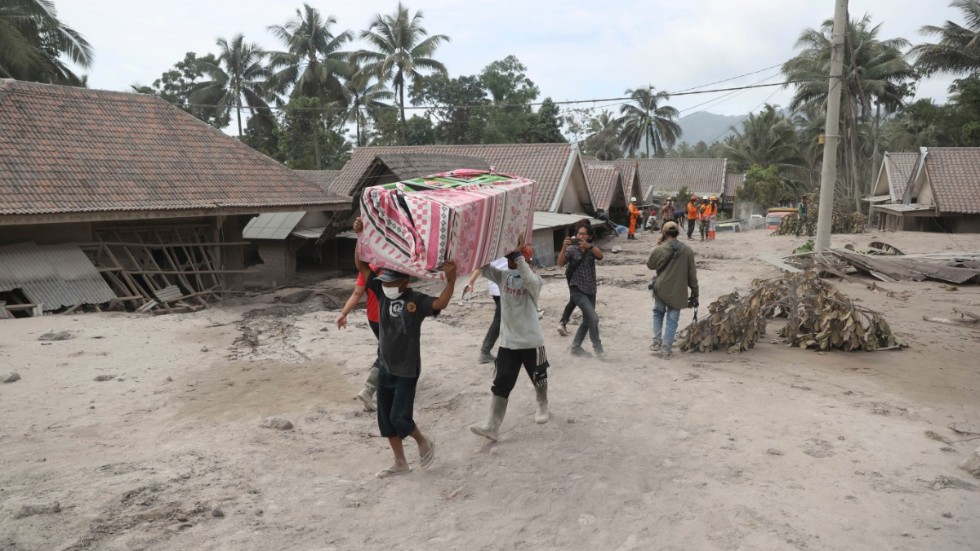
left=848, top=103, right=861, bottom=213
left=313, top=111, right=322, bottom=169
left=398, top=76, right=406, bottom=145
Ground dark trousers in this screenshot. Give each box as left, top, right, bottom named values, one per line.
left=369, top=320, right=381, bottom=370
left=376, top=368, right=418, bottom=438
left=491, top=347, right=549, bottom=399
left=687, top=218, right=696, bottom=239
left=480, top=296, right=501, bottom=354
left=559, top=297, right=577, bottom=325
left=569, top=287, right=601, bottom=349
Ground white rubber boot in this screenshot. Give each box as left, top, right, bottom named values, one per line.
left=470, top=396, right=508, bottom=441
left=534, top=382, right=550, bottom=424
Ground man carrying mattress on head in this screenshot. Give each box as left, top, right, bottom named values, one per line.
left=353, top=217, right=457, bottom=479
left=470, top=233, right=550, bottom=441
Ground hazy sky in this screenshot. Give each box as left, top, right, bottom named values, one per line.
left=57, top=0, right=960, bottom=124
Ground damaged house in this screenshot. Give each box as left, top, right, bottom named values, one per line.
left=873, top=148, right=980, bottom=233
left=0, top=80, right=347, bottom=317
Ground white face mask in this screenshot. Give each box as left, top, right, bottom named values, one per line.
left=382, top=286, right=403, bottom=300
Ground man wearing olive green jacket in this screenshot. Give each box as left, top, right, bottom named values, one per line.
left=646, top=221, right=699, bottom=358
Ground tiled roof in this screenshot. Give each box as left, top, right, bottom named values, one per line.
left=612, top=159, right=640, bottom=203
left=921, top=147, right=980, bottom=214
left=723, top=173, right=744, bottom=198
left=331, top=144, right=576, bottom=211
left=635, top=158, right=727, bottom=198
left=375, top=153, right=490, bottom=180
left=583, top=161, right=622, bottom=210
left=296, top=170, right=341, bottom=192
left=883, top=152, right=919, bottom=201
left=0, top=80, right=348, bottom=217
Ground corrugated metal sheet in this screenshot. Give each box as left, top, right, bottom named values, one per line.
left=242, top=212, right=306, bottom=240
left=290, top=226, right=326, bottom=239
left=532, top=211, right=603, bottom=231
left=0, top=242, right=116, bottom=310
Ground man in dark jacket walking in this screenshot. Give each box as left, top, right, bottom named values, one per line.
left=646, top=222, right=699, bottom=358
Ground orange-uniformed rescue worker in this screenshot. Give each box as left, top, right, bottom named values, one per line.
left=685, top=196, right=699, bottom=239
left=627, top=197, right=641, bottom=240
left=698, top=195, right=713, bottom=240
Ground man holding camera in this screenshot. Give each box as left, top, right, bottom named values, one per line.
left=646, top=221, right=699, bottom=358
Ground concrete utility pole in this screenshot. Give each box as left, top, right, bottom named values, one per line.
left=815, top=0, right=848, bottom=252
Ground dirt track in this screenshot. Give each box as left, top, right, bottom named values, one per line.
left=1, top=229, right=979, bottom=550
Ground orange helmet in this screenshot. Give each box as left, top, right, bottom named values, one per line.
left=710, top=195, right=718, bottom=201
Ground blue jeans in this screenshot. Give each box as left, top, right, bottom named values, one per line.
left=652, top=298, right=681, bottom=351
left=570, top=287, right=602, bottom=350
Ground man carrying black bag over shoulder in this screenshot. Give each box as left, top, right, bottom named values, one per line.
left=646, top=222, right=698, bottom=358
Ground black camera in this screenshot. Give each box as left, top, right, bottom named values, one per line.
left=570, top=237, right=580, bottom=246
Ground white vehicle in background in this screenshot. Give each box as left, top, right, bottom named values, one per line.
left=748, top=214, right=765, bottom=229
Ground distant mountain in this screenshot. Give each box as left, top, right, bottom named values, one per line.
left=676, top=111, right=747, bottom=146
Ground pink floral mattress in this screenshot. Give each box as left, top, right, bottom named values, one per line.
left=358, top=169, right=536, bottom=281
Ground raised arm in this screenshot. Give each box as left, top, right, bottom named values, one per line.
left=352, top=218, right=372, bottom=280
left=431, top=260, right=458, bottom=311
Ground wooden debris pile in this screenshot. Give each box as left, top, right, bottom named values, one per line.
left=678, top=271, right=906, bottom=353
left=789, top=243, right=980, bottom=285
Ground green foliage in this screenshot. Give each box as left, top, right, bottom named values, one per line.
left=912, top=0, right=980, bottom=77
left=191, top=34, right=274, bottom=137
left=0, top=0, right=92, bottom=85
left=794, top=240, right=815, bottom=254
left=618, top=86, right=681, bottom=157
left=738, top=164, right=804, bottom=210
left=354, top=2, right=450, bottom=134
left=266, top=5, right=353, bottom=106
left=278, top=96, right=350, bottom=169
left=479, top=56, right=538, bottom=142
left=521, top=98, right=566, bottom=143
left=783, top=15, right=914, bottom=209
left=580, top=110, right=623, bottom=160
left=882, top=74, right=980, bottom=148
left=133, top=52, right=230, bottom=129
left=405, top=114, right=435, bottom=145
left=241, top=114, right=282, bottom=161
left=411, top=73, right=489, bottom=143
left=726, top=105, right=804, bottom=173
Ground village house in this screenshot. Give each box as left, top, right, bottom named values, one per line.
left=874, top=147, right=980, bottom=233
left=583, top=159, right=643, bottom=227
left=0, top=80, right=348, bottom=317
left=635, top=158, right=730, bottom=215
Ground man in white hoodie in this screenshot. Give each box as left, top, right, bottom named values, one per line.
left=470, top=235, right=550, bottom=441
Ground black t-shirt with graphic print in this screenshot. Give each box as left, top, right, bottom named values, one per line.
left=367, top=273, right=438, bottom=378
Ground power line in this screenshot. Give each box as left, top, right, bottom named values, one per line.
left=174, top=80, right=806, bottom=113
left=673, top=63, right=786, bottom=94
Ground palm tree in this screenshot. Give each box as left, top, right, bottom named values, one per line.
left=617, top=86, right=681, bottom=158
left=726, top=104, right=805, bottom=173
left=912, top=0, right=980, bottom=76
left=353, top=2, right=450, bottom=138
left=192, top=34, right=273, bottom=137
left=582, top=110, right=623, bottom=160
left=266, top=5, right=352, bottom=106
left=783, top=15, right=914, bottom=209
left=341, top=62, right=394, bottom=147
left=0, top=0, right=92, bottom=84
